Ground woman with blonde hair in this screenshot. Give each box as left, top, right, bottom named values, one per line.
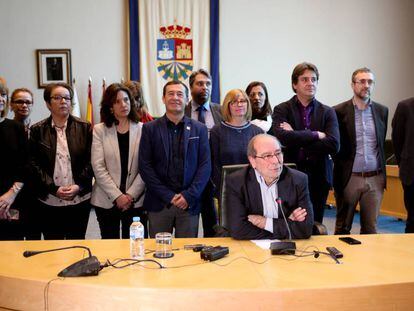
left=210, top=89, right=263, bottom=196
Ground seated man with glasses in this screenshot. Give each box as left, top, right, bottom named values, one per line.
left=226, top=134, right=313, bottom=240
left=29, top=82, right=93, bottom=240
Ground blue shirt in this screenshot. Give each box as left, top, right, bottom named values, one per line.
left=352, top=100, right=380, bottom=172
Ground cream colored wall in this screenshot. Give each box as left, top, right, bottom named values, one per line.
left=1, top=0, right=413, bottom=134
left=0, top=0, right=127, bottom=123
left=220, top=0, right=414, bottom=136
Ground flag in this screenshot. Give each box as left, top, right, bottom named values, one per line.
left=86, top=78, right=94, bottom=125
left=128, top=0, right=220, bottom=117
left=71, top=78, right=81, bottom=118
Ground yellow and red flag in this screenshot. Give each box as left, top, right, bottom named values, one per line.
left=86, top=78, right=94, bottom=125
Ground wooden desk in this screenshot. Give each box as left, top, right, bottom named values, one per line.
left=1, top=235, right=414, bottom=310
left=327, top=165, right=406, bottom=219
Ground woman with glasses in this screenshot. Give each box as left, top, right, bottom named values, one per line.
left=124, top=80, right=153, bottom=123
left=0, top=83, right=27, bottom=240
left=9, top=88, right=41, bottom=239
left=29, top=82, right=93, bottom=240
left=210, top=89, right=263, bottom=197
left=10, top=88, right=34, bottom=135
left=91, top=83, right=147, bottom=239
left=245, top=81, right=273, bottom=133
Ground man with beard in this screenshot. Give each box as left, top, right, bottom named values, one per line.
left=272, top=62, right=340, bottom=224
left=226, top=134, right=313, bottom=240
left=185, top=69, right=222, bottom=237
left=333, top=68, right=388, bottom=234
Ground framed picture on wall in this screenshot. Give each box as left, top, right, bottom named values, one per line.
left=36, top=49, right=72, bottom=88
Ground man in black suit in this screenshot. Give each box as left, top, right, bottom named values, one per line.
left=392, top=97, right=414, bottom=233
left=184, top=69, right=222, bottom=237
left=226, top=134, right=313, bottom=240
left=333, top=68, right=388, bottom=234
left=272, top=62, right=339, bottom=224
left=139, top=80, right=211, bottom=238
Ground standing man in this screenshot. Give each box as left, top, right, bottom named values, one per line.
left=334, top=68, right=388, bottom=234
left=392, top=97, right=414, bottom=233
left=185, top=69, right=222, bottom=237
left=272, top=62, right=340, bottom=223
left=30, top=83, right=93, bottom=239
left=139, top=80, right=211, bottom=238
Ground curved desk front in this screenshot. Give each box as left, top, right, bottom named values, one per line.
left=1, top=235, right=414, bottom=310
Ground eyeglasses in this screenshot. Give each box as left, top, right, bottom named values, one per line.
left=255, top=151, right=283, bottom=161
left=51, top=95, right=72, bottom=102
left=12, top=99, right=33, bottom=105
left=354, top=79, right=375, bottom=86
left=230, top=99, right=248, bottom=106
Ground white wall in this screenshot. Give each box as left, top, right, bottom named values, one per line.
left=0, top=0, right=127, bottom=123
left=1, top=0, right=413, bottom=136
left=220, top=0, right=414, bottom=136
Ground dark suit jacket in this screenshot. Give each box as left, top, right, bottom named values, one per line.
left=272, top=96, right=340, bottom=185
left=226, top=165, right=313, bottom=240
left=392, top=97, right=414, bottom=186
left=138, top=115, right=211, bottom=215
left=185, top=101, right=222, bottom=126
left=333, top=99, right=388, bottom=193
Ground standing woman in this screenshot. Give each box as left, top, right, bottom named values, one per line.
left=30, top=82, right=93, bottom=240
left=124, top=80, right=154, bottom=123
left=246, top=81, right=273, bottom=133
left=210, top=89, right=263, bottom=196
left=0, top=83, right=27, bottom=240
left=91, top=83, right=147, bottom=239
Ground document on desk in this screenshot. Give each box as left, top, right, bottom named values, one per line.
left=251, top=239, right=280, bottom=249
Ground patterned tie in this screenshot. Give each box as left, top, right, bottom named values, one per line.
left=197, top=105, right=206, bottom=124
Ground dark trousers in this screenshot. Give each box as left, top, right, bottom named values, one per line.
left=94, top=205, right=148, bottom=239
left=298, top=164, right=330, bottom=223
left=148, top=206, right=199, bottom=238
left=200, top=181, right=217, bottom=237
left=40, top=200, right=91, bottom=240
left=0, top=220, right=23, bottom=240
left=19, top=193, right=42, bottom=240
left=403, top=182, right=414, bottom=233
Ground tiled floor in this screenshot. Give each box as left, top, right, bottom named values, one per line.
left=85, top=205, right=407, bottom=239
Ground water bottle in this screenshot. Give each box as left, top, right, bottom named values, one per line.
left=130, top=216, right=145, bottom=259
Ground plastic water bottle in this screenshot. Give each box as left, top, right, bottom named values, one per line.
left=130, top=216, right=145, bottom=259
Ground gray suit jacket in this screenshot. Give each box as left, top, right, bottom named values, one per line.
left=91, top=122, right=145, bottom=208
left=185, top=100, right=222, bottom=126
left=333, top=99, right=388, bottom=193
left=226, top=165, right=313, bottom=240
left=392, top=97, right=414, bottom=185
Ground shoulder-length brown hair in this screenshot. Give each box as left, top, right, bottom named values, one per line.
left=221, top=89, right=252, bottom=122
left=100, top=83, right=139, bottom=127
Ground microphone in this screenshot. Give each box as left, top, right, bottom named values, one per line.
left=270, top=197, right=296, bottom=255
left=276, top=197, right=292, bottom=240
left=23, top=246, right=92, bottom=258
left=23, top=246, right=100, bottom=277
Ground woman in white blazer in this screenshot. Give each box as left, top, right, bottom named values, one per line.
left=91, top=83, right=146, bottom=238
